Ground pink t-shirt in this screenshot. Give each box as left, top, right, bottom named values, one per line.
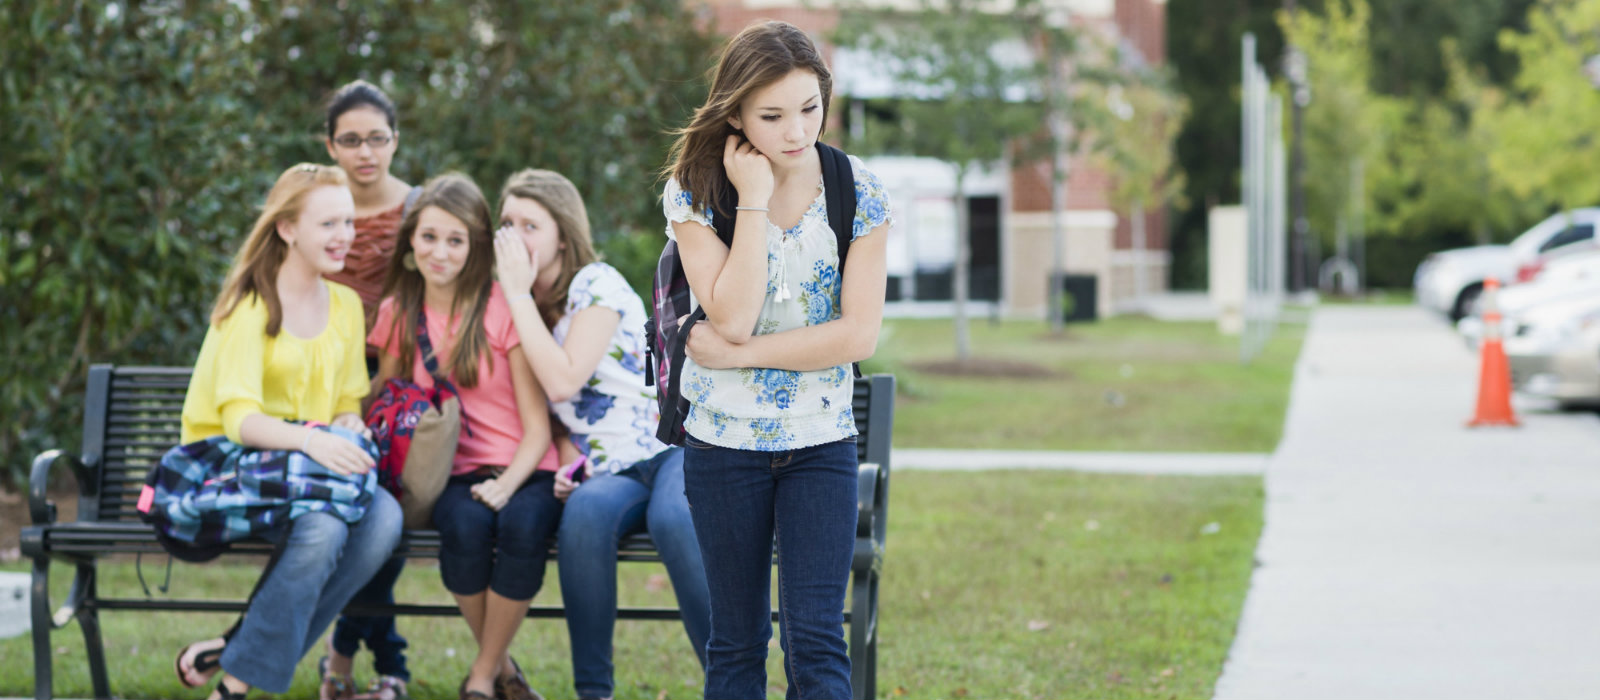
left=369, top=283, right=558, bottom=476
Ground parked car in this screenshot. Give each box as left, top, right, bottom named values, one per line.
left=1504, top=296, right=1600, bottom=408
left=1415, top=208, right=1600, bottom=321
left=1457, top=246, right=1600, bottom=348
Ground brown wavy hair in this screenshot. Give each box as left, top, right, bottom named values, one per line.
left=662, top=20, right=832, bottom=220
left=377, top=172, right=497, bottom=387
left=211, top=163, right=349, bottom=336
left=496, top=169, right=599, bottom=327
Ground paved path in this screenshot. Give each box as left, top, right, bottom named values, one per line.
left=1213, top=306, right=1600, bottom=699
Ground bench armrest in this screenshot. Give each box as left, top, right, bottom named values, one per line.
left=30, top=449, right=91, bottom=526
left=853, top=461, right=889, bottom=575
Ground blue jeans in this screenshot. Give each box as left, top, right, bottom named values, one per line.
left=433, top=471, right=563, bottom=599
left=681, top=435, right=857, bottom=700
left=558, top=447, right=711, bottom=699
left=330, top=554, right=410, bottom=680
left=219, top=488, right=403, bottom=694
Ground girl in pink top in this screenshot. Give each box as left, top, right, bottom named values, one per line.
left=367, top=173, right=556, bottom=700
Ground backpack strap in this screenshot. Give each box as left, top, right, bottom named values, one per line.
left=817, top=142, right=856, bottom=270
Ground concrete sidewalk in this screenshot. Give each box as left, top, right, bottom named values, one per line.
left=1213, top=306, right=1600, bottom=699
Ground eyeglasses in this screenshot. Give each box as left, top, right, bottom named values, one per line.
left=332, top=132, right=394, bottom=149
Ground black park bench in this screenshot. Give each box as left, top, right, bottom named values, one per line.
left=23, top=364, right=894, bottom=700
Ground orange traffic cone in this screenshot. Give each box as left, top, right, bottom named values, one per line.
left=1467, top=277, right=1519, bottom=427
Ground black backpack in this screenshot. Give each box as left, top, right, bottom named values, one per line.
left=645, top=142, right=857, bottom=446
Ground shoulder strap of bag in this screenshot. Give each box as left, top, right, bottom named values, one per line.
left=414, top=309, right=473, bottom=435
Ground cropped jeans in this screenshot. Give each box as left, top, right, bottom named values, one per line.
left=681, top=434, right=857, bottom=700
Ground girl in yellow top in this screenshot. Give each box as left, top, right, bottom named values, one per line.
left=171, top=164, right=403, bottom=700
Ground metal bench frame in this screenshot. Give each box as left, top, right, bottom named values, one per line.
left=23, top=364, right=894, bottom=700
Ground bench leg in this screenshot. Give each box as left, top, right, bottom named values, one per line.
left=72, top=564, right=112, bottom=700
left=849, top=567, right=880, bottom=700
left=31, top=558, right=53, bottom=700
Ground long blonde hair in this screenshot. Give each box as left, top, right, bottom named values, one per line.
left=211, top=163, right=349, bottom=336
left=497, top=169, right=599, bottom=327
left=662, top=21, right=832, bottom=220
left=377, top=173, right=497, bottom=388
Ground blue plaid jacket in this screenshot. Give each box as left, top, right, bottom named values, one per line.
left=139, top=424, right=381, bottom=547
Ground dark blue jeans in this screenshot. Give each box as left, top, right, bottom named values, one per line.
left=433, top=471, right=563, bottom=600
left=558, top=447, right=710, bottom=699
left=682, top=434, right=857, bottom=700
left=330, top=554, right=410, bottom=680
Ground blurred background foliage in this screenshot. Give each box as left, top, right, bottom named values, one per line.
left=1, top=0, right=719, bottom=484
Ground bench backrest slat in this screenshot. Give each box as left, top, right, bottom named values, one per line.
left=86, top=364, right=893, bottom=524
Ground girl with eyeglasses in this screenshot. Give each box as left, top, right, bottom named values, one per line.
left=318, top=79, right=417, bottom=700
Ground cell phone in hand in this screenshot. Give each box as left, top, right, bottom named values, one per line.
left=560, top=456, right=589, bottom=484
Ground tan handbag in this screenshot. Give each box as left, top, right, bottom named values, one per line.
left=364, top=310, right=464, bottom=530
left=396, top=394, right=459, bottom=529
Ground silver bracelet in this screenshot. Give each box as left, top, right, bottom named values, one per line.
left=735, top=206, right=769, bottom=213
left=301, top=428, right=315, bottom=453
left=511, top=292, right=534, bottom=303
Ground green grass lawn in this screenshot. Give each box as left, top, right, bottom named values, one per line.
left=3, top=470, right=1264, bottom=700
left=866, top=317, right=1304, bottom=452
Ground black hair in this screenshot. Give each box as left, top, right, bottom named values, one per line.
left=325, top=80, right=397, bottom=138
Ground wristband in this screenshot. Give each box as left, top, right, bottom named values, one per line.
left=511, top=292, right=534, bottom=303
left=301, top=429, right=316, bottom=453
left=735, top=206, right=769, bottom=213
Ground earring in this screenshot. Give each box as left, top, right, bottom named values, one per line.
left=402, top=252, right=417, bottom=270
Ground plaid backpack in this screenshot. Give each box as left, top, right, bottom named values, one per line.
left=644, top=142, right=858, bottom=446
left=138, top=424, right=380, bottom=561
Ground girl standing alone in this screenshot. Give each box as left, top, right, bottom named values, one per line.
left=660, top=20, right=891, bottom=700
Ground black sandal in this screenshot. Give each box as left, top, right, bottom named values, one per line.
left=213, top=679, right=249, bottom=700
left=174, top=639, right=225, bottom=689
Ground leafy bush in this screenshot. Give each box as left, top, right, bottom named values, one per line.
left=0, top=1, right=719, bottom=484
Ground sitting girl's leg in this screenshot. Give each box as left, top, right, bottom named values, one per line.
left=475, top=472, right=562, bottom=697
left=639, top=448, right=711, bottom=668
left=558, top=469, right=650, bottom=699
left=218, top=501, right=392, bottom=694
left=298, top=489, right=403, bottom=658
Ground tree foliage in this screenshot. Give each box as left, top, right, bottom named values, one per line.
left=0, top=1, right=718, bottom=484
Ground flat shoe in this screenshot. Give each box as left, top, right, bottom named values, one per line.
left=495, top=657, right=543, bottom=700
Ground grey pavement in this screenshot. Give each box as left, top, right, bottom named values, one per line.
left=1213, top=306, right=1600, bottom=700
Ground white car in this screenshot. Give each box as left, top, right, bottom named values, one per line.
left=1415, top=209, right=1600, bottom=321
left=1504, top=296, right=1600, bottom=407
left=1457, top=246, right=1600, bottom=348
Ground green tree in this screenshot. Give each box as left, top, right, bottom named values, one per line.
left=1478, top=0, right=1600, bottom=214
left=1280, top=0, right=1398, bottom=278
left=1, top=2, right=276, bottom=485
left=837, top=0, right=1053, bottom=360
left=0, top=1, right=719, bottom=484
left=1096, top=74, right=1188, bottom=305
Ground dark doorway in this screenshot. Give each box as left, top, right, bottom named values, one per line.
left=968, top=196, right=1001, bottom=301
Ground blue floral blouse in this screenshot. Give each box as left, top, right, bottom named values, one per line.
left=662, top=155, right=893, bottom=451
left=548, top=262, right=669, bottom=474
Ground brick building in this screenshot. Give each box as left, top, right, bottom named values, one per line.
left=691, top=0, right=1170, bottom=318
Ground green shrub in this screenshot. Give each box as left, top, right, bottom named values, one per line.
left=0, top=1, right=719, bottom=484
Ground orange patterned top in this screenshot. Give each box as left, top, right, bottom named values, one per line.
left=325, top=201, right=405, bottom=327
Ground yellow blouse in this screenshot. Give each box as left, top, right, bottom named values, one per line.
left=180, top=283, right=369, bottom=444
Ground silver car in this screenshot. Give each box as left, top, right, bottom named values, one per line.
left=1505, top=296, right=1600, bottom=408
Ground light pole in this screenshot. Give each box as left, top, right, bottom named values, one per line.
left=1285, top=0, right=1311, bottom=295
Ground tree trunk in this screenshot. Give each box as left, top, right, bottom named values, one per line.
left=954, top=171, right=971, bottom=361
left=1132, top=203, right=1147, bottom=306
